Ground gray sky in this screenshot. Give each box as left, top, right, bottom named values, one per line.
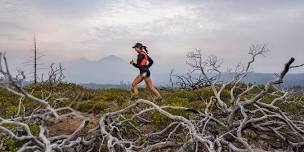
left=1, top=0, right=303, bottom=75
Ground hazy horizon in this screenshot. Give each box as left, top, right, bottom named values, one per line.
left=1, top=0, right=303, bottom=81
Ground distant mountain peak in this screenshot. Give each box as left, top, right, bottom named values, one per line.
left=98, top=55, right=126, bottom=63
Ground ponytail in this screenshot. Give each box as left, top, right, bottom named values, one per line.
left=141, top=46, right=149, bottom=54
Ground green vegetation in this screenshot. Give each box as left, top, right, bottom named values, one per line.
left=1, top=82, right=303, bottom=120
left=4, top=139, right=19, bottom=152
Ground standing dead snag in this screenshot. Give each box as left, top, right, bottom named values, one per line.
left=172, top=44, right=269, bottom=90
left=172, top=49, right=223, bottom=90
left=33, top=34, right=38, bottom=84
left=40, top=63, right=66, bottom=92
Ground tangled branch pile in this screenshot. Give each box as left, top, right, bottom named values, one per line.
left=0, top=45, right=304, bottom=152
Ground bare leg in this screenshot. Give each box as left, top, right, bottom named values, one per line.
left=131, top=75, right=144, bottom=97
left=144, top=77, right=161, bottom=98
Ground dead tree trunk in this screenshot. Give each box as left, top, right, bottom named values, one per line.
left=34, top=34, right=37, bottom=84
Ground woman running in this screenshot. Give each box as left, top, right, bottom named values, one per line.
left=130, top=43, right=162, bottom=100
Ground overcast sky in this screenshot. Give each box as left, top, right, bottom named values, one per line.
left=1, top=0, right=303, bottom=75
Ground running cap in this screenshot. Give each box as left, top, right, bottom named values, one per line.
left=132, top=42, right=143, bottom=48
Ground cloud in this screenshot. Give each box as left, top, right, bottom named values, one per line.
left=0, top=0, right=303, bottom=78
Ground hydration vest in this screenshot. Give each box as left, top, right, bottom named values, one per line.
left=139, top=51, right=148, bottom=67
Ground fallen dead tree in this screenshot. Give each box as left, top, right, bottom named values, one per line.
left=0, top=48, right=304, bottom=151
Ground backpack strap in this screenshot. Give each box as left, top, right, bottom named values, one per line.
left=139, top=51, right=148, bottom=67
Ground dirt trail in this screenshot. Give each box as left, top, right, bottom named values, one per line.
left=49, top=115, right=100, bottom=137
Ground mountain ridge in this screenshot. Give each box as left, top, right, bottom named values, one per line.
left=62, top=55, right=304, bottom=87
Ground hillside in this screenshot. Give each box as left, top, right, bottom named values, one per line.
left=223, top=72, right=304, bottom=88
left=1, top=82, right=304, bottom=151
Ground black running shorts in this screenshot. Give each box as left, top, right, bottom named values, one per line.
left=140, top=69, right=150, bottom=78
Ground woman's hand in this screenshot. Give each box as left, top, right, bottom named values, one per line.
left=130, top=60, right=135, bottom=65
